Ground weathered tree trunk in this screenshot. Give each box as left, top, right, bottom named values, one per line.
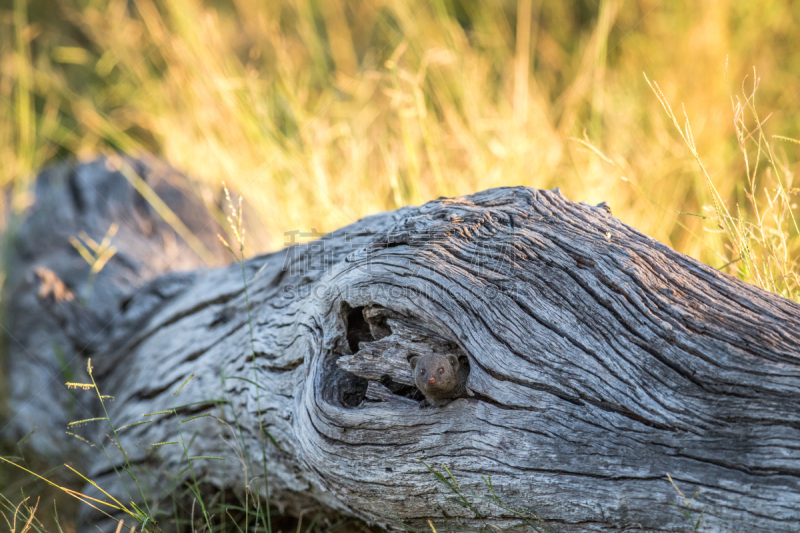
left=4, top=159, right=800, bottom=532
left=2, top=157, right=225, bottom=459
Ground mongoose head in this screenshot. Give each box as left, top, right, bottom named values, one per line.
left=409, top=353, right=460, bottom=397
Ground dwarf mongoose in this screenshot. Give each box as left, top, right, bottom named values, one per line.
left=409, top=353, right=469, bottom=407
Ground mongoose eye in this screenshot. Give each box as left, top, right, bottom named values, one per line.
left=420, top=370, right=425, bottom=375
left=438, top=368, right=444, bottom=373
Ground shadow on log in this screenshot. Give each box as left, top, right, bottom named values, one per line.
left=3, top=158, right=800, bottom=532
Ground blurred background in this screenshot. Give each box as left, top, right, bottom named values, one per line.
left=1, top=0, right=799, bottom=292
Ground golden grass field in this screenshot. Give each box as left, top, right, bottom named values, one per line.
left=1, top=0, right=799, bottom=294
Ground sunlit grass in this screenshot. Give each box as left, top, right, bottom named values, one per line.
left=0, top=1, right=798, bottom=282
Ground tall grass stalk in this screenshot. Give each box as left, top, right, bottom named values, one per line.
left=170, top=373, right=212, bottom=533
left=84, top=359, right=156, bottom=525
left=648, top=69, right=800, bottom=301
left=218, top=183, right=272, bottom=533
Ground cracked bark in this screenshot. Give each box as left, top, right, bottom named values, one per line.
left=3, top=159, right=800, bottom=532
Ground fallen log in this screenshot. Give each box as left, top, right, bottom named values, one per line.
left=4, top=158, right=800, bottom=532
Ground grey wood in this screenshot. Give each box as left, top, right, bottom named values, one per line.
left=2, top=158, right=225, bottom=462
left=4, top=159, right=800, bottom=532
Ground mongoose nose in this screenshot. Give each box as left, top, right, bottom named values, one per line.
left=428, top=377, right=436, bottom=384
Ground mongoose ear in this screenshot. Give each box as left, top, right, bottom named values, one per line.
left=447, top=354, right=458, bottom=368
left=409, top=356, right=419, bottom=369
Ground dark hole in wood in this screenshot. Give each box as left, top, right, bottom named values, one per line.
left=343, top=303, right=374, bottom=353
left=380, top=374, right=422, bottom=401
left=322, top=350, right=369, bottom=408
left=320, top=303, right=374, bottom=408
left=341, top=381, right=368, bottom=407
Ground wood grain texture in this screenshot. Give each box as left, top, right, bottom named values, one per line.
left=5, top=159, right=800, bottom=532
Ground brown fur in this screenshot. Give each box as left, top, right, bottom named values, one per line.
left=409, top=353, right=468, bottom=407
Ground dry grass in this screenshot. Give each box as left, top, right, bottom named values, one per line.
left=1, top=1, right=799, bottom=297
